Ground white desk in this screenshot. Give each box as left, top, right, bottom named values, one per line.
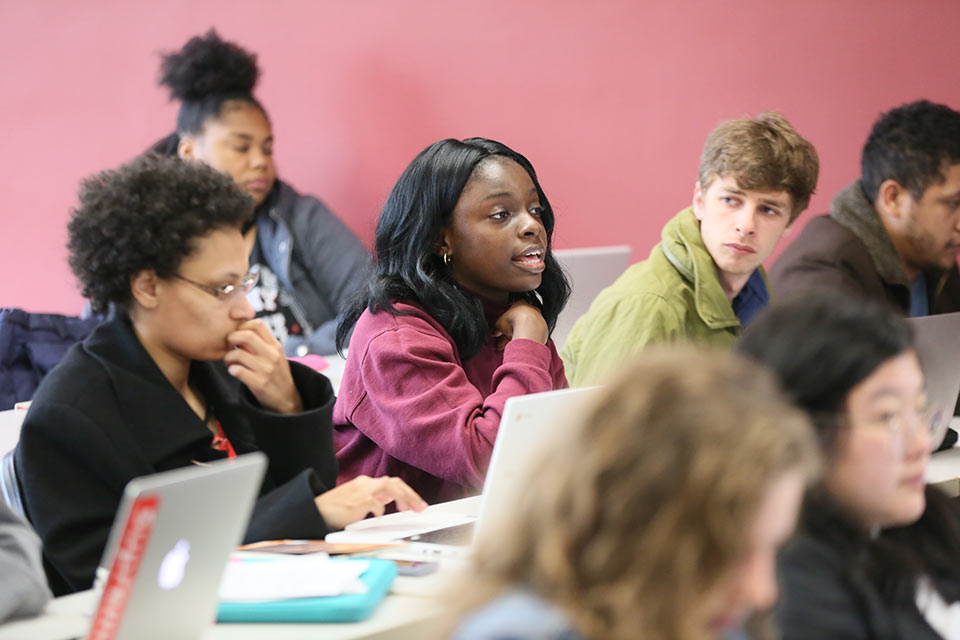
left=290, top=352, right=347, bottom=397
left=0, top=498, right=477, bottom=640
left=0, top=589, right=451, bottom=640
left=0, top=408, right=26, bottom=456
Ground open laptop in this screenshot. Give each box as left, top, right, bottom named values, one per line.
left=82, top=453, right=266, bottom=640
left=326, top=387, right=602, bottom=552
left=552, top=246, right=631, bottom=350
left=907, top=312, right=960, bottom=451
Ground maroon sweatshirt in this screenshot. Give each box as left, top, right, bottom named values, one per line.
left=333, top=300, right=567, bottom=505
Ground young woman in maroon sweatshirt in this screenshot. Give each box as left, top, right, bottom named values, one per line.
left=333, top=138, right=570, bottom=505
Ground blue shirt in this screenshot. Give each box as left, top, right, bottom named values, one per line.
left=452, top=590, right=584, bottom=640
left=910, top=274, right=929, bottom=317
left=731, top=269, right=770, bottom=327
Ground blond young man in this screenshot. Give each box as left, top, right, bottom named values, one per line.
left=562, top=113, right=819, bottom=387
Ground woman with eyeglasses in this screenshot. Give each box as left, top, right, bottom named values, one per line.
left=15, top=155, right=425, bottom=596
left=737, top=293, right=960, bottom=639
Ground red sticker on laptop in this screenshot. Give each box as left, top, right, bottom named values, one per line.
left=88, top=494, right=160, bottom=640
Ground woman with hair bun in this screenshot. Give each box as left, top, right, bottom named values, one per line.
left=156, top=29, right=369, bottom=356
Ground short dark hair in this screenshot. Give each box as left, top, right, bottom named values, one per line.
left=861, top=100, right=960, bottom=202
left=67, top=154, right=253, bottom=313
left=158, top=28, right=267, bottom=136
left=736, top=292, right=914, bottom=450
left=337, top=138, right=570, bottom=359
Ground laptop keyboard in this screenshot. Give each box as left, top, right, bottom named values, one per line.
left=403, top=522, right=475, bottom=546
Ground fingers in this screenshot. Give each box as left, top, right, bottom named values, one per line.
left=495, top=301, right=548, bottom=345
left=370, top=477, right=428, bottom=512
left=223, top=348, right=274, bottom=393
left=317, top=476, right=431, bottom=530
left=237, top=319, right=277, bottom=342
left=224, top=338, right=302, bottom=413
left=228, top=320, right=280, bottom=356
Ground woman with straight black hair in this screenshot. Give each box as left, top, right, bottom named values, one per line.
left=334, top=138, right=570, bottom=504
left=154, top=29, right=369, bottom=356
left=737, top=293, right=960, bottom=639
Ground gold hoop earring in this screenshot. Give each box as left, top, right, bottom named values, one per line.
left=443, top=253, right=451, bottom=265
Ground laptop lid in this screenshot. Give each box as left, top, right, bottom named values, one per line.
left=89, top=452, right=266, bottom=640
left=552, top=246, right=631, bottom=349
left=328, top=387, right=602, bottom=549
left=399, top=387, right=603, bottom=548
left=471, top=386, right=601, bottom=543
left=907, top=312, right=960, bottom=450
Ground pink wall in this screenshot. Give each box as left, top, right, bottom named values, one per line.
left=2, top=0, right=958, bottom=314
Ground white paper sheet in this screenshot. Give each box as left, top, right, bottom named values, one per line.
left=218, top=554, right=370, bottom=602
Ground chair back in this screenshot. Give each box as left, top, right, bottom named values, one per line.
left=1, top=449, right=26, bottom=519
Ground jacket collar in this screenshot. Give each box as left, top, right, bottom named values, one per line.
left=830, top=179, right=913, bottom=287
left=660, top=207, right=748, bottom=330
left=83, top=313, right=224, bottom=466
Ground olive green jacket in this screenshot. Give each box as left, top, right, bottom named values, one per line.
left=561, top=207, right=767, bottom=386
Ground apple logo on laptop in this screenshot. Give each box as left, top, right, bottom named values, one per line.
left=157, top=539, right=190, bottom=590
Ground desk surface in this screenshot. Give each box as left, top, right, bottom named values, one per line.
left=0, top=589, right=451, bottom=640
left=0, top=497, right=475, bottom=640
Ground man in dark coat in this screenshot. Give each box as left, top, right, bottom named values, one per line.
left=771, top=100, right=960, bottom=317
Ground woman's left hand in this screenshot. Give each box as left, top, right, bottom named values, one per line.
left=225, top=319, right=304, bottom=414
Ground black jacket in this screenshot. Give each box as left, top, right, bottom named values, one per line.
left=0, top=308, right=101, bottom=410
left=15, top=313, right=337, bottom=595
left=777, top=488, right=960, bottom=639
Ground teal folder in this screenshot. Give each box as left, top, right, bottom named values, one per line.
left=216, top=558, right=397, bottom=623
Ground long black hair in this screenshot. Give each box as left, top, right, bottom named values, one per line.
left=737, top=292, right=960, bottom=608
left=158, top=29, right=268, bottom=139
left=336, top=138, right=570, bottom=360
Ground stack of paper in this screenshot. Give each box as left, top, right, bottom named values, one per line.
left=218, top=554, right=369, bottom=602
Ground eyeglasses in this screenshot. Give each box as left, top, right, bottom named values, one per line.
left=173, top=271, right=259, bottom=301
left=864, top=405, right=939, bottom=441
left=824, top=403, right=946, bottom=453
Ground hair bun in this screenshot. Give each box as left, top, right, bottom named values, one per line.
left=159, top=29, right=259, bottom=102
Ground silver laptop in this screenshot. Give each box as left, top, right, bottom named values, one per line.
left=326, top=387, right=602, bottom=550
left=87, top=453, right=267, bottom=640
left=552, top=246, right=631, bottom=350
left=907, top=312, right=960, bottom=450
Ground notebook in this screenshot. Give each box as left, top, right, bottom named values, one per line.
left=907, top=311, right=960, bottom=450
left=87, top=452, right=267, bottom=640
left=552, top=245, right=631, bottom=349
left=326, top=386, right=602, bottom=552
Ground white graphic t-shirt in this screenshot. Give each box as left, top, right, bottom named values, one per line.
left=245, top=263, right=312, bottom=345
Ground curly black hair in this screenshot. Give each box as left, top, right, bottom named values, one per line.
left=861, top=100, right=960, bottom=202
left=158, top=28, right=266, bottom=135
left=67, top=154, right=254, bottom=313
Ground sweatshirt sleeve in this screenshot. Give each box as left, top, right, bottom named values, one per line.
left=343, top=324, right=557, bottom=490
left=235, top=362, right=336, bottom=539
left=0, top=501, right=51, bottom=622
left=240, top=361, right=338, bottom=489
